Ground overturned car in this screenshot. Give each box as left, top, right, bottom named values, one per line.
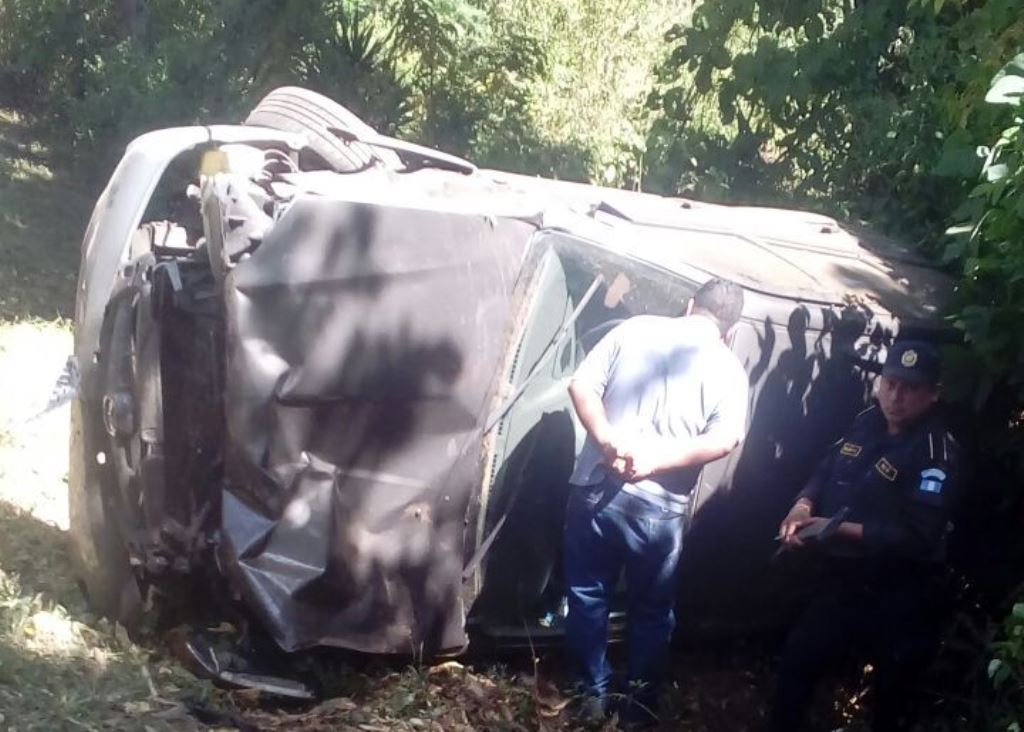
left=69, top=88, right=952, bottom=659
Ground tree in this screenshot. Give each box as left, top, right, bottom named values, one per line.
left=646, top=0, right=1021, bottom=243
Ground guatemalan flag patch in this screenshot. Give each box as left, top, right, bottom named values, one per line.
left=919, top=468, right=946, bottom=494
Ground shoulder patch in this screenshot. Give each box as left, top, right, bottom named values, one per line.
left=840, top=442, right=862, bottom=457
left=875, top=457, right=898, bottom=482
left=919, top=468, right=947, bottom=494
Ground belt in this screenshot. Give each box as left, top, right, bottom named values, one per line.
left=620, top=482, right=689, bottom=512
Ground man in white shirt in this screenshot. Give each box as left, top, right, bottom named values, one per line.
left=564, top=277, right=749, bottom=726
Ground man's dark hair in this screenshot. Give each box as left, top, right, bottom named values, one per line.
left=692, top=277, right=744, bottom=336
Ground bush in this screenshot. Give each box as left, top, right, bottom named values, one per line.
left=0, top=0, right=690, bottom=184
left=645, top=0, right=1022, bottom=245
left=945, top=53, right=1024, bottom=408
left=989, top=601, right=1024, bottom=731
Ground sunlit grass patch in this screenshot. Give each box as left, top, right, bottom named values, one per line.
left=5, top=155, right=54, bottom=183
left=0, top=499, right=212, bottom=731
left=0, top=320, right=73, bottom=528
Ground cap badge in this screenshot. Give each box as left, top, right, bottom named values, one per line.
left=901, top=349, right=918, bottom=368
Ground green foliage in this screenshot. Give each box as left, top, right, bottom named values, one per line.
left=0, top=0, right=685, bottom=184
left=489, top=0, right=688, bottom=185
left=943, top=54, right=1024, bottom=416
left=647, top=0, right=1022, bottom=243
left=988, top=601, right=1024, bottom=731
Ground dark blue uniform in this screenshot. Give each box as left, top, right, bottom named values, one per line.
left=769, top=405, right=962, bottom=731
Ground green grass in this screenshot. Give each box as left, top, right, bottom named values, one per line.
left=0, top=503, right=215, bottom=732
left=0, top=109, right=90, bottom=324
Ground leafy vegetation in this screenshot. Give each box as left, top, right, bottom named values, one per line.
left=989, top=602, right=1024, bottom=732
left=0, top=0, right=687, bottom=183
left=954, top=53, right=1024, bottom=732
left=945, top=53, right=1024, bottom=406
left=646, top=0, right=1022, bottom=242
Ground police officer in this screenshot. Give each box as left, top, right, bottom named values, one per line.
left=768, top=340, right=963, bottom=732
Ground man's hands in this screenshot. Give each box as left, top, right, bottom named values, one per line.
left=572, top=378, right=742, bottom=487
left=598, top=436, right=637, bottom=480
left=598, top=435, right=626, bottom=469
left=600, top=437, right=658, bottom=483
left=620, top=450, right=658, bottom=482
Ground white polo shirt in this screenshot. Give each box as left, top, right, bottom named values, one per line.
left=569, top=314, right=749, bottom=508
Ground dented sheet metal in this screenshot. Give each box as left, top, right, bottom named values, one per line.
left=218, top=196, right=532, bottom=653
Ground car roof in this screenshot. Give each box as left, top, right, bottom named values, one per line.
left=270, top=160, right=950, bottom=322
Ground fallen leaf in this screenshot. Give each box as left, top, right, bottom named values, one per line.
left=538, top=701, right=569, bottom=718
left=428, top=661, right=464, bottom=675
left=463, top=678, right=488, bottom=702
left=123, top=700, right=152, bottom=715
left=312, top=697, right=357, bottom=714
left=232, top=688, right=262, bottom=707
left=114, top=623, right=131, bottom=648
left=154, top=703, right=192, bottom=721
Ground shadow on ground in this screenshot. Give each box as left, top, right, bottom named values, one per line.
left=0, top=499, right=213, bottom=730
left=0, top=109, right=92, bottom=322
left=0, top=498, right=79, bottom=608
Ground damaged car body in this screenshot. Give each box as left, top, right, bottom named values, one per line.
left=69, top=88, right=953, bottom=661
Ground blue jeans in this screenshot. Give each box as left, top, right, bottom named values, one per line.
left=563, top=478, right=685, bottom=710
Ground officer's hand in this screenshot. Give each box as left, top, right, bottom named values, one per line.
left=783, top=517, right=833, bottom=548
left=780, top=502, right=813, bottom=546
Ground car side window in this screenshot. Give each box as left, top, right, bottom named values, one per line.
left=534, top=234, right=697, bottom=377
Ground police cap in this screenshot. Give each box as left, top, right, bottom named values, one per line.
left=882, top=340, right=941, bottom=385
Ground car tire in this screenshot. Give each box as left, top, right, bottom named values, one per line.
left=245, top=86, right=385, bottom=172
left=68, top=295, right=144, bottom=630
